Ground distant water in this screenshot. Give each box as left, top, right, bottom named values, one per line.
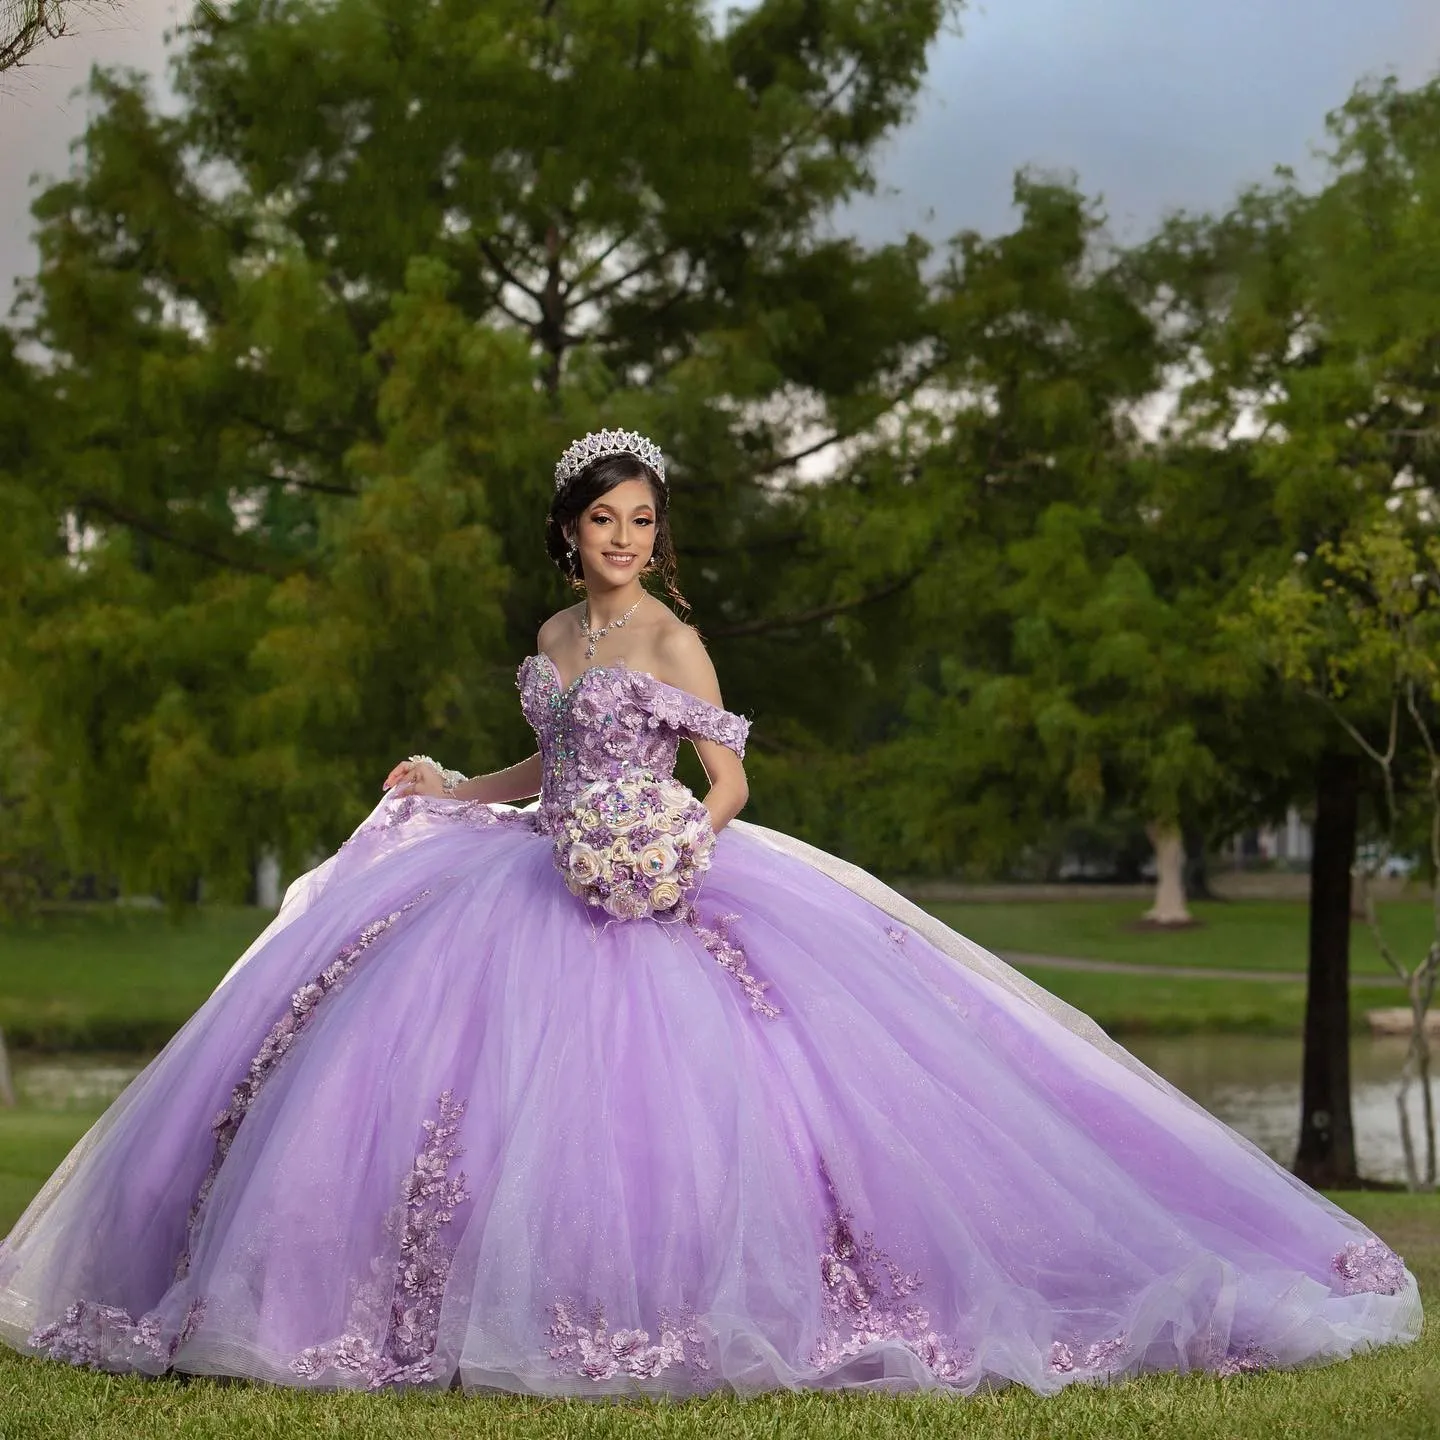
left=1128, top=1033, right=1440, bottom=1184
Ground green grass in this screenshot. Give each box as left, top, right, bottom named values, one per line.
left=0, top=900, right=1432, bottom=1051
left=923, top=898, right=1434, bottom=978
left=1013, top=967, right=1405, bottom=1038
left=0, top=905, right=270, bottom=1050
left=0, top=1108, right=1436, bottom=1439
left=915, top=899, right=1430, bottom=1035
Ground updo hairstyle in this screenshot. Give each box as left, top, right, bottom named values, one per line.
left=545, top=453, right=689, bottom=614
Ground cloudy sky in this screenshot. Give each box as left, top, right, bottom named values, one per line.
left=2, top=0, right=1439, bottom=308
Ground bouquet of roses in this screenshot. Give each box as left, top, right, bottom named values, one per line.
left=554, top=772, right=715, bottom=921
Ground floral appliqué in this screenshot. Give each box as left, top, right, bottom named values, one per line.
left=29, top=1296, right=205, bottom=1370
left=546, top=1297, right=710, bottom=1382
left=1048, top=1336, right=1129, bottom=1374
left=517, top=655, right=749, bottom=840
left=177, top=890, right=432, bottom=1278
left=685, top=909, right=780, bottom=1019
left=811, top=1166, right=971, bottom=1380
left=291, top=1090, right=471, bottom=1388
left=1332, top=1238, right=1407, bottom=1296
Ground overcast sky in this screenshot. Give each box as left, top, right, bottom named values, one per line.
left=2, top=0, right=1439, bottom=310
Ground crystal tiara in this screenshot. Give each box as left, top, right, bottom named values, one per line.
left=554, top=429, right=666, bottom=491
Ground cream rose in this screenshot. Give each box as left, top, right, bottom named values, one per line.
left=648, top=879, right=683, bottom=912
left=567, top=843, right=603, bottom=884
left=658, top=779, right=691, bottom=810
left=638, top=837, right=678, bottom=878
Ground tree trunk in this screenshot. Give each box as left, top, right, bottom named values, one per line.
left=1293, top=751, right=1359, bottom=1188
left=0, top=1029, right=14, bottom=1108
left=1144, top=823, right=1192, bottom=924
left=1183, top=821, right=1217, bottom=901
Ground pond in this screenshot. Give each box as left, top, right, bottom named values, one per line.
left=10, top=1035, right=1440, bottom=1184
left=1126, top=1032, right=1440, bottom=1184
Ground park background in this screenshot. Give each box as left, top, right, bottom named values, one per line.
left=1, top=1, right=1439, bottom=1436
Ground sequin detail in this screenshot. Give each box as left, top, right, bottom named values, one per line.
left=1049, top=1335, right=1127, bottom=1373
left=29, top=1296, right=205, bottom=1369
left=1212, top=1342, right=1277, bottom=1376
left=685, top=909, right=780, bottom=1019
left=1331, top=1238, right=1408, bottom=1296
left=377, top=795, right=530, bottom=831
left=811, top=1166, right=971, bottom=1380
left=291, top=1091, right=471, bottom=1388
left=176, top=891, right=432, bottom=1278
left=517, top=655, right=749, bottom=839
left=345, top=793, right=533, bottom=847
left=546, top=1297, right=710, bottom=1382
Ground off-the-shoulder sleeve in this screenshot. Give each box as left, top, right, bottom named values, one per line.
left=679, top=696, right=750, bottom=758
left=624, top=669, right=751, bottom=757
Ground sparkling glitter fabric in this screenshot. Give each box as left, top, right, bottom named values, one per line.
left=0, top=657, right=1422, bottom=1395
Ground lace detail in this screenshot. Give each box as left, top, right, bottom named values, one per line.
left=1212, top=1342, right=1277, bottom=1376
left=29, top=1296, right=205, bottom=1369
left=517, top=655, right=748, bottom=837
left=685, top=909, right=780, bottom=1019
left=1332, top=1238, right=1408, bottom=1296
left=546, top=1297, right=710, bottom=1382
left=810, top=1164, right=971, bottom=1381
left=347, top=793, right=532, bottom=845
left=291, top=1090, right=471, bottom=1388
left=1049, top=1335, right=1127, bottom=1373
left=176, top=891, right=432, bottom=1279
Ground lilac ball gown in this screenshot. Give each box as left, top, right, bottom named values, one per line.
left=0, top=656, right=1422, bottom=1396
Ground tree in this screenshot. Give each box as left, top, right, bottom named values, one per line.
left=1, top=0, right=115, bottom=73
left=1253, top=514, right=1440, bottom=1191
left=1153, top=73, right=1440, bottom=1184
left=797, top=177, right=1296, bottom=917
left=1, top=0, right=962, bottom=896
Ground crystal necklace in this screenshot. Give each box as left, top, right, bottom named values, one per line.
left=580, top=596, right=644, bottom=660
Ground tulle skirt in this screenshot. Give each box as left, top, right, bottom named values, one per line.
left=0, top=794, right=1422, bottom=1396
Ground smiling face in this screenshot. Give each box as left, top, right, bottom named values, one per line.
left=570, top=477, right=659, bottom=590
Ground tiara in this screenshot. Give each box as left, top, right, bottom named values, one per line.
left=554, top=429, right=666, bottom=491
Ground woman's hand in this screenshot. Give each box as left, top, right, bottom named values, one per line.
left=382, top=759, right=446, bottom=798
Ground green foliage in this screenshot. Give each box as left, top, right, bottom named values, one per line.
left=1, top=0, right=964, bottom=894
left=10, top=10, right=1440, bottom=895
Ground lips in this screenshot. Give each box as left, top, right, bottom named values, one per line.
left=602, top=553, right=637, bottom=567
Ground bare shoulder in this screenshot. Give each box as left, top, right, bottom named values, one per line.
left=536, top=606, right=580, bottom=655
left=653, top=621, right=723, bottom=706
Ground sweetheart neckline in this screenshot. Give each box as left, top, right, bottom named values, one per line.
left=529, top=651, right=633, bottom=698
left=525, top=652, right=730, bottom=718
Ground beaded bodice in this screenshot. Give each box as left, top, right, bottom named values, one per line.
left=517, top=654, right=750, bottom=835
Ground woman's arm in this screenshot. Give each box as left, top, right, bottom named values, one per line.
left=654, top=628, right=749, bottom=833
left=383, top=752, right=542, bottom=803
left=691, top=737, right=749, bottom=833
left=451, top=753, right=542, bottom=804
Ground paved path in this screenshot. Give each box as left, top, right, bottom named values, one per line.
left=999, top=952, right=1405, bottom=987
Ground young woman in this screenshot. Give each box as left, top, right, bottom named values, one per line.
left=0, top=431, right=1421, bottom=1397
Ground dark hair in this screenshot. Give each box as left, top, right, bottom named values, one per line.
left=545, top=453, right=689, bottom=615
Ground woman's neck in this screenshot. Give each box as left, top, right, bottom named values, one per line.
left=583, top=583, right=646, bottom=629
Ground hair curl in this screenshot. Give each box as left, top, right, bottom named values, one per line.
left=545, top=453, right=689, bottom=616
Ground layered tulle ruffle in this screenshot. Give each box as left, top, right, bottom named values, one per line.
left=0, top=794, right=1422, bottom=1397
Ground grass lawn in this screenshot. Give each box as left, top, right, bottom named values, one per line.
left=0, top=900, right=1430, bottom=1050
left=923, top=898, right=1433, bottom=978
left=0, top=905, right=271, bottom=1050
left=1014, top=967, right=1405, bottom=1037
left=0, top=1108, right=1436, bottom=1439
